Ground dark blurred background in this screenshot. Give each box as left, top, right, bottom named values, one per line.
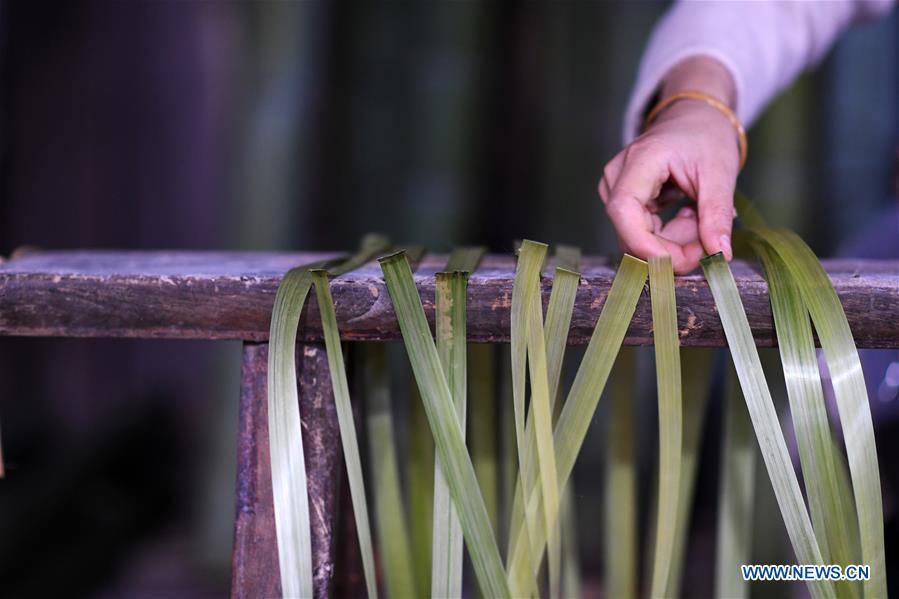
left=0, top=1, right=897, bottom=596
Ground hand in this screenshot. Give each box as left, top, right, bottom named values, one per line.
left=598, top=57, right=740, bottom=274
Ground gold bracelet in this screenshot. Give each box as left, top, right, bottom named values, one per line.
left=644, top=90, right=747, bottom=170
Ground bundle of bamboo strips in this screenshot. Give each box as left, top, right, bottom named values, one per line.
left=265, top=195, right=886, bottom=598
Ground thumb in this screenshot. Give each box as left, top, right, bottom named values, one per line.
left=697, top=176, right=737, bottom=260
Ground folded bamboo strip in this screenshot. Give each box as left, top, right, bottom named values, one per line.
left=256, top=201, right=888, bottom=599
left=746, top=228, right=886, bottom=598
left=511, top=241, right=563, bottom=596
left=507, top=241, right=546, bottom=591
left=267, top=234, right=390, bottom=598
left=381, top=251, right=510, bottom=598
left=702, top=252, right=834, bottom=599
left=431, top=273, right=471, bottom=597
left=507, top=255, right=648, bottom=595
left=430, top=248, right=485, bottom=598
left=311, top=270, right=378, bottom=598
left=750, top=240, right=859, bottom=598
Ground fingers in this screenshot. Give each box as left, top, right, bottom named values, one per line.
left=658, top=207, right=704, bottom=273
left=603, top=146, right=671, bottom=260
left=598, top=154, right=622, bottom=205
left=657, top=235, right=704, bottom=274
left=600, top=148, right=705, bottom=273
left=600, top=133, right=738, bottom=272
left=606, top=184, right=703, bottom=273
left=697, top=169, right=737, bottom=260
left=658, top=206, right=698, bottom=245
left=605, top=194, right=668, bottom=260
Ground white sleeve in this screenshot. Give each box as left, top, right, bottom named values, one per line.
left=622, top=0, right=895, bottom=144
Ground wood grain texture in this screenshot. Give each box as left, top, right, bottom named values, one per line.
left=231, top=342, right=343, bottom=599
left=1, top=250, right=897, bottom=347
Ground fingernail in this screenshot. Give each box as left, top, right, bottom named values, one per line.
left=720, top=235, right=732, bottom=260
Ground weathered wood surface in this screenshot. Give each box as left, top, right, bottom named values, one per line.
left=1, top=250, right=898, bottom=347
left=231, top=342, right=343, bottom=599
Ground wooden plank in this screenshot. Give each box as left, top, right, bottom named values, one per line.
left=231, top=342, right=344, bottom=599
left=0, top=250, right=897, bottom=347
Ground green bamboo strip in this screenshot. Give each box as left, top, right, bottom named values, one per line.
left=507, top=255, right=648, bottom=595
left=552, top=254, right=646, bottom=482
left=408, top=377, right=434, bottom=594
left=405, top=239, right=435, bottom=596
left=431, top=271, right=470, bottom=599
left=523, top=243, right=563, bottom=599
left=715, top=360, right=757, bottom=599
left=267, top=234, right=388, bottom=598
left=380, top=251, right=510, bottom=598
left=267, top=258, right=346, bottom=599
left=269, top=265, right=324, bottom=599
left=750, top=240, right=858, bottom=598
left=735, top=194, right=869, bottom=585
left=500, top=346, right=516, bottom=553
left=547, top=247, right=581, bottom=393
left=644, top=442, right=658, bottom=593
left=507, top=241, right=547, bottom=590
left=506, top=243, right=581, bottom=573
left=545, top=266, right=580, bottom=407
left=508, top=259, right=581, bottom=587
left=832, top=439, right=863, bottom=564
left=510, top=245, right=582, bottom=597
left=312, top=271, right=378, bottom=598
left=605, top=348, right=637, bottom=599
left=470, top=343, right=499, bottom=534
left=746, top=228, right=886, bottom=598
left=701, top=253, right=833, bottom=599
left=507, top=240, right=565, bottom=595
left=668, top=348, right=714, bottom=594
left=430, top=247, right=485, bottom=598
left=552, top=247, right=581, bottom=599
left=365, top=343, right=418, bottom=598
left=649, top=255, right=683, bottom=599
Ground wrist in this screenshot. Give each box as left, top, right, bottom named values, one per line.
left=660, top=55, right=736, bottom=110
left=653, top=99, right=730, bottom=128
left=645, top=88, right=747, bottom=169
left=646, top=57, right=746, bottom=168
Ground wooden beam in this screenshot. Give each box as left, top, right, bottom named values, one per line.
left=231, top=342, right=345, bottom=599
left=1, top=250, right=897, bottom=347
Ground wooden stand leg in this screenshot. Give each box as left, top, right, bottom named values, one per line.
left=231, top=342, right=343, bottom=599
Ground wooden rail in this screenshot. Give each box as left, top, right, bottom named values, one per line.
left=1, top=250, right=898, bottom=347
left=2, top=249, right=898, bottom=597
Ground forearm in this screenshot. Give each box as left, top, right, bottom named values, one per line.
left=622, top=0, right=892, bottom=144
